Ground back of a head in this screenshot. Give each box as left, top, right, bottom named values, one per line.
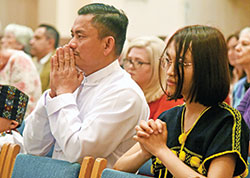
left=166, top=25, right=230, bottom=106
left=0, top=85, right=29, bottom=127
left=4, top=23, right=33, bottom=53
left=78, top=3, right=129, bottom=56
left=39, top=24, right=60, bottom=49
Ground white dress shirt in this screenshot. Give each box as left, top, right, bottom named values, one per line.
left=0, top=130, right=26, bottom=153
left=23, top=60, right=149, bottom=167
left=33, top=52, right=52, bottom=74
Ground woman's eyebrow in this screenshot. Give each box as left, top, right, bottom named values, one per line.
left=165, top=52, right=172, bottom=60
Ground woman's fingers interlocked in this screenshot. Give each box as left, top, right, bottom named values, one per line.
left=135, top=119, right=166, bottom=139
left=135, top=125, right=150, bottom=138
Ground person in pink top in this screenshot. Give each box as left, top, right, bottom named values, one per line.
left=0, top=48, right=41, bottom=118
left=123, top=36, right=183, bottom=120
left=0, top=24, right=42, bottom=118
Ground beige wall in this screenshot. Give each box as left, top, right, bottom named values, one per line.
left=38, top=0, right=91, bottom=39
left=184, top=0, right=250, bottom=37
left=92, top=0, right=250, bottom=39
left=56, top=0, right=91, bottom=38
left=1, top=0, right=250, bottom=40
left=92, top=0, right=186, bottom=39
left=36, top=0, right=91, bottom=45
left=0, top=0, right=38, bottom=35
left=37, top=0, right=57, bottom=27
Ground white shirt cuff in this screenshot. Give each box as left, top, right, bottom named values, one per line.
left=46, top=93, right=76, bottom=116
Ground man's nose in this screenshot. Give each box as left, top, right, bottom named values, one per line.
left=68, top=38, right=77, bottom=49
left=29, top=38, right=34, bottom=45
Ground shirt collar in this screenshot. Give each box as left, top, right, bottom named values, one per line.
left=40, top=52, right=53, bottom=65
left=83, top=60, right=120, bottom=86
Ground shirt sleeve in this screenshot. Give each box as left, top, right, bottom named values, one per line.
left=201, top=113, right=249, bottom=177
left=23, top=91, right=55, bottom=156
left=237, top=88, right=250, bottom=130
left=46, top=88, right=149, bottom=163
left=0, top=134, right=15, bottom=151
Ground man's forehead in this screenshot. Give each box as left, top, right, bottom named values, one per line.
left=71, top=14, right=95, bottom=32
left=34, top=27, right=46, bottom=36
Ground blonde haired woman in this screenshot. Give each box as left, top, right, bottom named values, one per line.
left=123, top=36, right=183, bottom=120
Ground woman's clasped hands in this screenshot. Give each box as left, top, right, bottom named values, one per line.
left=133, top=119, right=168, bottom=157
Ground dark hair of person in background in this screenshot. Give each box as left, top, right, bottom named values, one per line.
left=77, top=3, right=128, bottom=56
left=39, top=24, right=60, bottom=49
left=160, top=25, right=230, bottom=107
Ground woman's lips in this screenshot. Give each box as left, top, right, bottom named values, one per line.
left=167, top=79, right=176, bottom=86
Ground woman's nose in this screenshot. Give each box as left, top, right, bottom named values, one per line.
left=166, top=63, right=174, bottom=76
left=235, top=43, right=241, bottom=52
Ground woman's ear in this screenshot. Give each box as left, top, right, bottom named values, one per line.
left=10, top=120, right=19, bottom=130
left=103, top=36, right=115, bottom=56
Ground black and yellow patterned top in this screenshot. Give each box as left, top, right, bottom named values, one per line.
left=151, top=102, right=249, bottom=178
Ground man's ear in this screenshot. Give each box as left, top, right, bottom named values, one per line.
left=48, top=38, right=56, bottom=49
left=103, top=36, right=115, bottom=56
left=10, top=120, right=19, bottom=130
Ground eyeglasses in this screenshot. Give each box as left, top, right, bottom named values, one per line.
left=123, top=58, right=150, bottom=69
left=160, top=56, right=192, bottom=69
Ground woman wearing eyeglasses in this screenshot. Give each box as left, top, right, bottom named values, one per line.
left=114, top=25, right=249, bottom=178
left=123, top=36, right=183, bottom=120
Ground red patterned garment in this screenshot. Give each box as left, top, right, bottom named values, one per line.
left=148, top=94, right=184, bottom=120
left=0, top=49, right=42, bottom=118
